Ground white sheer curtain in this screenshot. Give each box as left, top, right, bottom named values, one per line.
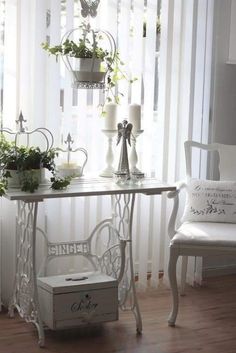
left=159, top=0, right=214, bottom=285
left=0, top=0, right=214, bottom=305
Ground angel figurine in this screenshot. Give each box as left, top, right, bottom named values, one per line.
left=116, top=120, right=133, bottom=177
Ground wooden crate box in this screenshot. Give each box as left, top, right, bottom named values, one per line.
left=37, top=271, right=118, bottom=330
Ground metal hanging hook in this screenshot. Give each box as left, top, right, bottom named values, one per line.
left=80, top=0, right=101, bottom=18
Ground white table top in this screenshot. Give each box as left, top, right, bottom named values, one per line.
left=4, top=177, right=176, bottom=202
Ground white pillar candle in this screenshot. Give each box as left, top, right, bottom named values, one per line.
left=103, top=103, right=118, bottom=130
left=129, top=103, right=141, bottom=131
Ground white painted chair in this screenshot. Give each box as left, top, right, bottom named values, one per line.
left=167, top=140, right=236, bottom=326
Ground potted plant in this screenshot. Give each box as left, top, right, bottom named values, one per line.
left=42, top=21, right=113, bottom=84
left=42, top=37, right=109, bottom=84
left=42, top=23, right=136, bottom=111
left=0, top=136, right=71, bottom=194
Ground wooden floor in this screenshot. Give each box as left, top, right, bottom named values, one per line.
left=1, top=275, right=236, bottom=353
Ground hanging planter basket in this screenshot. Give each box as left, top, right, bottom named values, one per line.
left=70, top=57, right=105, bottom=87
left=60, top=24, right=116, bottom=89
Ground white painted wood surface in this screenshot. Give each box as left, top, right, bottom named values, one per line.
left=4, top=178, right=176, bottom=201
left=38, top=271, right=118, bottom=294
left=38, top=272, right=118, bottom=330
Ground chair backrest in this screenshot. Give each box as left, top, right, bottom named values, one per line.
left=184, top=141, right=236, bottom=181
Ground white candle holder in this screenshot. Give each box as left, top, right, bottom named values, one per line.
left=129, top=130, right=144, bottom=173
left=100, top=129, right=117, bottom=178
left=56, top=133, right=88, bottom=178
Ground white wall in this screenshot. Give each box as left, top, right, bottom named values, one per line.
left=211, top=0, right=236, bottom=144
left=203, top=0, right=236, bottom=276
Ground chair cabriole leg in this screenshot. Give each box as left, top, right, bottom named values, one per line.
left=180, top=255, right=188, bottom=296
left=168, top=246, right=179, bottom=326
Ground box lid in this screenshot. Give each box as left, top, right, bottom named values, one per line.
left=37, top=271, right=117, bottom=294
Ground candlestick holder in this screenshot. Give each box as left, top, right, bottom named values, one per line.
left=56, top=133, right=88, bottom=178
left=100, top=129, right=117, bottom=177
left=129, top=130, right=144, bottom=174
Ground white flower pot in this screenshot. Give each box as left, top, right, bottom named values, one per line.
left=6, top=169, right=43, bottom=188
left=6, top=170, right=20, bottom=188
left=74, top=58, right=102, bottom=71
left=71, top=58, right=106, bottom=83
left=21, top=169, right=42, bottom=185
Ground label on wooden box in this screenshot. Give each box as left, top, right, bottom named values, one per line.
left=37, top=271, right=118, bottom=330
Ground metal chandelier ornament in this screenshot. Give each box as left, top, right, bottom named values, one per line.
left=0, top=112, right=54, bottom=151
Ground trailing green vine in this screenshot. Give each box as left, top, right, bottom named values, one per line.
left=0, top=179, right=7, bottom=197
left=50, top=176, right=71, bottom=190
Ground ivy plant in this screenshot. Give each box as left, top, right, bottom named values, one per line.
left=0, top=135, right=71, bottom=194
left=0, top=179, right=7, bottom=197
left=42, top=23, right=137, bottom=113
left=42, top=38, right=108, bottom=61
left=50, top=176, right=71, bottom=190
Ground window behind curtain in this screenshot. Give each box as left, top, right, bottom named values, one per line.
left=0, top=0, right=164, bottom=301
left=41, top=0, right=161, bottom=176
left=0, top=0, right=214, bottom=306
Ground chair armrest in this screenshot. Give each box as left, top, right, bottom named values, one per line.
left=167, top=181, right=186, bottom=239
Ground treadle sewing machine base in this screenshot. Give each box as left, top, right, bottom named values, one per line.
left=4, top=177, right=176, bottom=347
